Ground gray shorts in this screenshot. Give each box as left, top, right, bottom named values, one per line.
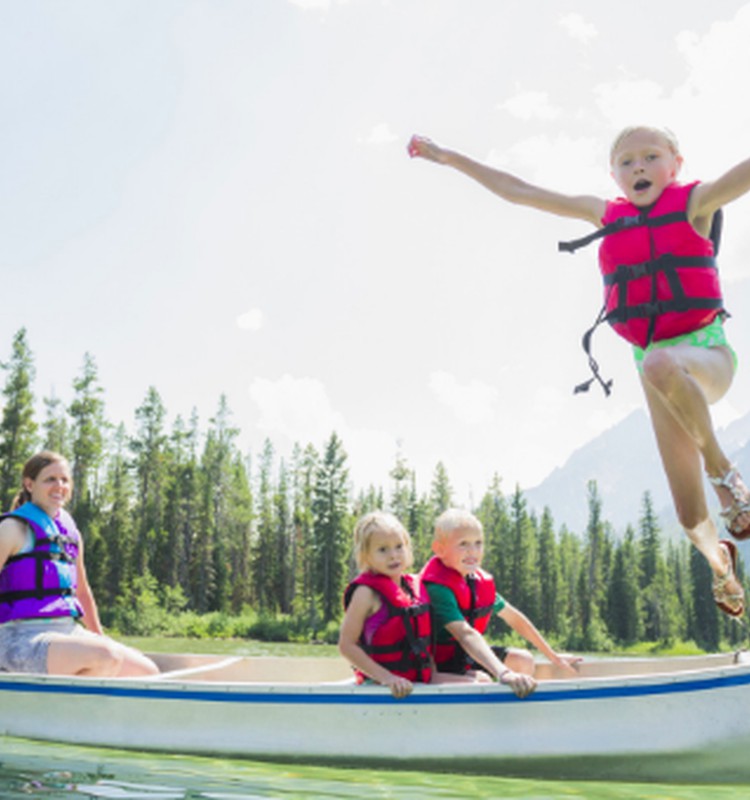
left=0, top=618, right=91, bottom=674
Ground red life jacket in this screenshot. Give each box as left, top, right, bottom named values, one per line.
left=420, top=556, right=496, bottom=673
left=343, top=572, right=432, bottom=684
left=559, top=182, right=725, bottom=393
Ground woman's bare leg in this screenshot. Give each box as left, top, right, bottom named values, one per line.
left=46, top=634, right=159, bottom=677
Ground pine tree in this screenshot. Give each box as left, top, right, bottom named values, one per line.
left=637, top=492, right=676, bottom=642
left=579, top=481, right=609, bottom=648
left=537, top=507, right=561, bottom=635
left=291, top=443, right=319, bottom=625
left=606, top=526, right=642, bottom=645
left=253, top=438, right=277, bottom=611
left=226, top=451, right=253, bottom=613
left=275, top=460, right=293, bottom=612
left=0, top=328, right=38, bottom=509
left=68, top=353, right=107, bottom=532
left=506, top=486, right=538, bottom=618
left=99, top=424, right=136, bottom=605
left=130, top=386, right=169, bottom=579
left=312, top=432, right=350, bottom=623
left=389, top=453, right=413, bottom=521
left=430, top=461, right=453, bottom=514
left=196, top=395, right=240, bottom=612
left=476, top=474, right=510, bottom=592
left=42, top=392, right=70, bottom=456
left=163, top=412, right=201, bottom=600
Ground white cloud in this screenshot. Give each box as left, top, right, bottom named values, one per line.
left=249, top=375, right=345, bottom=443
left=236, top=307, right=264, bottom=331
left=429, top=371, right=497, bottom=426
left=288, top=0, right=349, bottom=10
left=498, top=90, right=561, bottom=121
left=360, top=122, right=399, bottom=146
left=488, top=132, right=605, bottom=194
left=247, top=374, right=398, bottom=488
left=559, top=12, right=598, bottom=43
left=592, top=78, right=667, bottom=133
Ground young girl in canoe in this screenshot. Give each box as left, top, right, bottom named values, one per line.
left=408, top=126, right=750, bottom=618
left=339, top=511, right=434, bottom=698
left=0, top=451, right=159, bottom=676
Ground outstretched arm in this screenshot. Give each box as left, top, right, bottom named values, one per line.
left=408, top=135, right=605, bottom=226
left=690, top=155, right=750, bottom=224
left=499, top=604, right=581, bottom=675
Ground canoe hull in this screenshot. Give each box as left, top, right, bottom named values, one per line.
left=1, top=652, right=749, bottom=781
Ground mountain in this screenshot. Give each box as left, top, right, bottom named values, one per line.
left=524, top=407, right=750, bottom=538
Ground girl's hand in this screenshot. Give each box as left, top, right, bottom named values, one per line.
left=385, top=674, right=414, bottom=699
left=499, top=670, right=537, bottom=699
left=407, top=135, right=446, bottom=163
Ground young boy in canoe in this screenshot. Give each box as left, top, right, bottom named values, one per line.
left=421, top=508, right=580, bottom=695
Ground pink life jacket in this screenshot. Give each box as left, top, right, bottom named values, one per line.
left=343, top=572, right=432, bottom=684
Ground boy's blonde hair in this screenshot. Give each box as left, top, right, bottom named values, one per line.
left=433, top=507, right=483, bottom=541
left=609, top=125, right=680, bottom=164
left=353, top=511, right=413, bottom=571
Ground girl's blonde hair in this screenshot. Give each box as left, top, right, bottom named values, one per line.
left=12, top=450, right=71, bottom=510
left=434, top=507, right=483, bottom=541
left=609, top=125, right=680, bottom=164
left=353, top=511, right=413, bottom=572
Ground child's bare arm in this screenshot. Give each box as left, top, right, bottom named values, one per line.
left=499, top=604, right=581, bottom=675
left=690, top=155, right=750, bottom=222
left=444, top=620, right=536, bottom=698
left=338, top=586, right=414, bottom=699
left=408, top=135, right=605, bottom=225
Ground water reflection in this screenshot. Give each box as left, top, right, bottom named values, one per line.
left=0, top=736, right=745, bottom=800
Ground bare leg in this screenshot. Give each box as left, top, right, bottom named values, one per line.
left=641, top=344, right=750, bottom=533
left=640, top=349, right=743, bottom=609
left=502, top=648, right=535, bottom=676
left=46, top=633, right=159, bottom=677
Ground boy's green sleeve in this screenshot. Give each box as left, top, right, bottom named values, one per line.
left=425, top=582, right=465, bottom=627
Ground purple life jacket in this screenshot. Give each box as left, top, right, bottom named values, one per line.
left=0, top=503, right=83, bottom=624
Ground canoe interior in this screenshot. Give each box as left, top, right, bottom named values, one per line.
left=147, top=650, right=746, bottom=684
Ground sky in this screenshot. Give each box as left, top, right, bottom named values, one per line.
left=3, top=0, right=750, bottom=503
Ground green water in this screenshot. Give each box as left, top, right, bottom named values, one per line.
left=1, top=736, right=749, bottom=800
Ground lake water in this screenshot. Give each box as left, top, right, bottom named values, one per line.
left=1, top=736, right=748, bottom=800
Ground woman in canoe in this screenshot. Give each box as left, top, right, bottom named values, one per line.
left=0, top=450, right=159, bottom=676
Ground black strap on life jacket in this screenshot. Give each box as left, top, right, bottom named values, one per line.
left=559, top=207, right=724, bottom=396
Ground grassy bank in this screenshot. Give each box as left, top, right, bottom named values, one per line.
left=120, top=635, right=708, bottom=659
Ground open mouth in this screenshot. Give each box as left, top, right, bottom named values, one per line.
left=634, top=179, right=652, bottom=191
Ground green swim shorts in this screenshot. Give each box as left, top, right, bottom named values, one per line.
left=632, top=316, right=738, bottom=374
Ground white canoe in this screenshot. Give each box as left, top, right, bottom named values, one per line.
left=2, top=651, right=750, bottom=782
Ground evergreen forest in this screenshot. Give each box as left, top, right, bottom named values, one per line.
left=1, top=328, right=746, bottom=653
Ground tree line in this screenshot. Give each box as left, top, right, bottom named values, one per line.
left=0, top=328, right=745, bottom=652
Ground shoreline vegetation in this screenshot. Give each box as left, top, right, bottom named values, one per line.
left=119, top=634, right=709, bottom=660
left=1, top=327, right=747, bottom=656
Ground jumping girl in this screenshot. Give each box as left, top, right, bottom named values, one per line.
left=408, top=127, right=750, bottom=618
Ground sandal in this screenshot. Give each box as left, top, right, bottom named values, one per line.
left=713, top=540, right=745, bottom=618
left=708, top=466, right=750, bottom=541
